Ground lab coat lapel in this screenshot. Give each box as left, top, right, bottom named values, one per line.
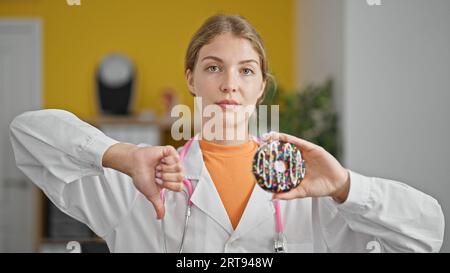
left=182, top=139, right=234, bottom=235
left=230, top=135, right=275, bottom=239
left=230, top=181, right=275, bottom=240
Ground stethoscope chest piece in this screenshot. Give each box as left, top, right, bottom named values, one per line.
left=274, top=232, right=288, bottom=253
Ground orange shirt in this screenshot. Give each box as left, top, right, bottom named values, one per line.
left=199, top=139, right=258, bottom=230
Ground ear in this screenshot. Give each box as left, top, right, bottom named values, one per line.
left=185, top=69, right=196, bottom=96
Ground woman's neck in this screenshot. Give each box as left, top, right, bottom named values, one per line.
left=199, top=114, right=253, bottom=145
left=200, top=125, right=250, bottom=146
left=204, top=137, right=249, bottom=146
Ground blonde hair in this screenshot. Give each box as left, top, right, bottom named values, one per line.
left=185, top=14, right=275, bottom=104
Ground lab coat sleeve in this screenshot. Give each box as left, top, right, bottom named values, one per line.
left=315, top=170, right=445, bottom=252
left=9, top=109, right=139, bottom=238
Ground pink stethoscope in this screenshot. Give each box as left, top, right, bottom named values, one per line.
left=160, top=137, right=287, bottom=253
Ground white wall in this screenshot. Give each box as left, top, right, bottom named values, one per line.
left=296, top=0, right=450, bottom=252
left=295, top=0, right=343, bottom=112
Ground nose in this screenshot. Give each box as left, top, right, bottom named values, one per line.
left=220, top=71, right=238, bottom=93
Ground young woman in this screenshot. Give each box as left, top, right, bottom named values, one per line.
left=10, top=14, right=444, bottom=252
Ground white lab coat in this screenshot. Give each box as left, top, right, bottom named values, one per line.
left=9, top=109, right=445, bottom=253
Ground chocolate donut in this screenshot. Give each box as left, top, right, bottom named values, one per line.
left=252, top=140, right=306, bottom=193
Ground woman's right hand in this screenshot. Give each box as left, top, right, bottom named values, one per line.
left=102, top=143, right=183, bottom=220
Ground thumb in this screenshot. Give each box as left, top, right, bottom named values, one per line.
left=162, top=145, right=178, bottom=158
left=147, top=191, right=165, bottom=220
left=273, top=185, right=308, bottom=200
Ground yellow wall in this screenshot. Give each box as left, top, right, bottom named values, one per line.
left=0, top=0, right=294, bottom=119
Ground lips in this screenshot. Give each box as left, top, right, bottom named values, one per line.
left=215, top=99, right=241, bottom=110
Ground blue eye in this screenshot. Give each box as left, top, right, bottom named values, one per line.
left=242, top=68, right=254, bottom=75
left=207, top=66, right=220, bottom=72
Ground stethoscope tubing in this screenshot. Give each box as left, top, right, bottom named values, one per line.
left=159, top=136, right=286, bottom=253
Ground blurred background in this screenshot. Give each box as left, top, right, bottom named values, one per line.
left=0, top=0, right=448, bottom=252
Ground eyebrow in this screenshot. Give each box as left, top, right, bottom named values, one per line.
left=200, top=56, right=259, bottom=65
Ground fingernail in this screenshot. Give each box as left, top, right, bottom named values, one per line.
left=155, top=178, right=163, bottom=185
left=156, top=165, right=162, bottom=171
left=156, top=172, right=161, bottom=178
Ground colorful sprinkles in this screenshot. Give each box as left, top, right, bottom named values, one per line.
left=252, top=140, right=306, bottom=193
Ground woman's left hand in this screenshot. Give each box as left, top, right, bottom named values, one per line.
left=263, top=132, right=351, bottom=203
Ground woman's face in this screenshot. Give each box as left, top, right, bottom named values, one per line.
left=186, top=32, right=266, bottom=132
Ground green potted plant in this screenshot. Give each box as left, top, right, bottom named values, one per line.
left=261, top=78, right=339, bottom=159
